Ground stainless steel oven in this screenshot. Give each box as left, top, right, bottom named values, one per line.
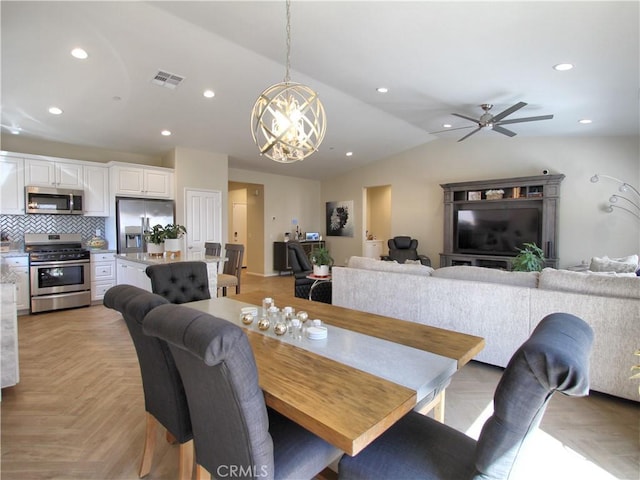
left=25, top=233, right=91, bottom=313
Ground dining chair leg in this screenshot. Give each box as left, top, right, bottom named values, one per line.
left=138, top=412, right=158, bottom=478
left=196, top=464, right=212, bottom=480
left=178, top=440, right=194, bottom=480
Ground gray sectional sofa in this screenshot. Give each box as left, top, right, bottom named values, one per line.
left=332, top=257, right=640, bottom=401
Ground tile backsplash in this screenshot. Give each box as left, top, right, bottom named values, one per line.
left=0, top=214, right=106, bottom=251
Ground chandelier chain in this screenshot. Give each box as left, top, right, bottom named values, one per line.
left=285, top=0, right=291, bottom=83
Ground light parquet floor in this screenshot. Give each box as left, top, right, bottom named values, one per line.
left=2, top=272, right=638, bottom=479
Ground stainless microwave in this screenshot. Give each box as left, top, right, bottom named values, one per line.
left=25, top=186, right=84, bottom=215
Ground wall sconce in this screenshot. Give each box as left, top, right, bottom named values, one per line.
left=590, top=174, right=640, bottom=219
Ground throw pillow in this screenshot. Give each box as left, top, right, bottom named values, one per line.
left=589, top=255, right=639, bottom=273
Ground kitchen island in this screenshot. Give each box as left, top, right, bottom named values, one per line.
left=116, top=253, right=225, bottom=297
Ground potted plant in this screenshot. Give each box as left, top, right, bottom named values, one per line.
left=309, top=246, right=333, bottom=277
left=512, top=242, right=545, bottom=272
left=163, top=224, right=187, bottom=255
left=144, top=224, right=165, bottom=255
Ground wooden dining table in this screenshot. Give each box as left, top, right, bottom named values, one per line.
left=188, top=291, right=484, bottom=456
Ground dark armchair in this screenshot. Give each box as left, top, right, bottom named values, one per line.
left=382, top=236, right=431, bottom=266
left=287, top=241, right=331, bottom=304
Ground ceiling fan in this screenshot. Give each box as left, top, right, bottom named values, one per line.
left=434, top=102, right=554, bottom=142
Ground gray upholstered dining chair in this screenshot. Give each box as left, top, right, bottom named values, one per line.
left=145, top=261, right=210, bottom=304
left=104, top=285, right=194, bottom=480
left=338, top=312, right=594, bottom=480
left=143, top=303, right=341, bottom=480
left=217, top=243, right=244, bottom=296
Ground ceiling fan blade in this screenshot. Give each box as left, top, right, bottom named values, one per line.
left=452, top=113, right=480, bottom=123
left=491, top=101, right=527, bottom=122
left=492, top=125, right=517, bottom=137
left=497, top=114, right=554, bottom=125
left=429, top=125, right=474, bottom=134
left=458, top=127, right=482, bottom=142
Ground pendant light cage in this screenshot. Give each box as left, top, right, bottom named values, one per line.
left=251, top=82, right=326, bottom=163
left=250, top=0, right=327, bottom=163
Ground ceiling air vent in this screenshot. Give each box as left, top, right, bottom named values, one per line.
left=151, top=70, right=185, bottom=89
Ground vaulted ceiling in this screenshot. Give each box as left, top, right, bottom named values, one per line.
left=2, top=1, right=638, bottom=179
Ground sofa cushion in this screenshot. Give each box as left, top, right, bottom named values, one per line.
left=347, top=256, right=433, bottom=276
left=538, top=268, right=640, bottom=299
left=432, top=265, right=539, bottom=288
left=589, top=255, right=639, bottom=273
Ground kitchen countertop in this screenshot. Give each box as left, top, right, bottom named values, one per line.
left=88, top=249, right=117, bottom=254
left=117, top=253, right=225, bottom=266
left=0, top=251, right=28, bottom=258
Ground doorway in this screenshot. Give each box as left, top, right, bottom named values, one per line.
left=232, top=202, right=248, bottom=267
left=228, top=181, right=265, bottom=274
left=363, top=185, right=391, bottom=255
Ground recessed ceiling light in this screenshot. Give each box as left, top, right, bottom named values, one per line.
left=203, top=89, right=215, bottom=98
left=346, top=151, right=353, bottom=157
left=71, top=48, right=88, bottom=60
left=579, top=119, right=592, bottom=124
left=553, top=63, right=574, bottom=71
left=48, top=106, right=63, bottom=115
left=443, top=124, right=452, bottom=128
left=161, top=130, right=172, bottom=136
left=10, top=126, right=21, bottom=135
left=376, top=87, right=389, bottom=94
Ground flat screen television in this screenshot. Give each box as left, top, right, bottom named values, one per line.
left=455, top=207, right=541, bottom=256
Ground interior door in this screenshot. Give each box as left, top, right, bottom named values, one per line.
left=185, top=189, right=222, bottom=258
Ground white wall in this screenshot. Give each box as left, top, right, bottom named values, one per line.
left=321, top=135, right=640, bottom=269
left=229, top=167, right=322, bottom=275
left=171, top=147, right=228, bottom=240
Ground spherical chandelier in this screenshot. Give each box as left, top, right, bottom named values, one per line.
left=250, top=0, right=327, bottom=163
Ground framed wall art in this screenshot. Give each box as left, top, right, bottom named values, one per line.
left=326, top=200, right=354, bottom=237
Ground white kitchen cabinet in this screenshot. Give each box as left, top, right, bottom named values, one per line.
left=1, top=256, right=29, bottom=314
left=1, top=283, right=19, bottom=389
left=91, top=252, right=116, bottom=302
left=83, top=164, right=110, bottom=216
left=0, top=156, right=25, bottom=215
left=364, top=240, right=384, bottom=259
left=116, top=258, right=152, bottom=291
left=25, top=158, right=83, bottom=189
left=111, top=165, right=174, bottom=199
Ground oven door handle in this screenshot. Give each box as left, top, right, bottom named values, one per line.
left=30, top=260, right=91, bottom=268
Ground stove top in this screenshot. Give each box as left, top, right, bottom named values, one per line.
left=24, top=233, right=89, bottom=262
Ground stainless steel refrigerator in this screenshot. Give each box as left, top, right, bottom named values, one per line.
left=115, top=197, right=175, bottom=254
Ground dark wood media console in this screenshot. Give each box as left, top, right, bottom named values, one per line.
left=440, top=174, right=564, bottom=269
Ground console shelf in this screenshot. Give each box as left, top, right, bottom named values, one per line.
left=440, top=174, right=564, bottom=269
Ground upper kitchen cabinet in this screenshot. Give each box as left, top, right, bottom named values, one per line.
left=25, top=158, right=83, bottom=189
left=83, top=164, right=110, bottom=217
left=0, top=155, right=25, bottom=215
left=111, top=164, right=174, bottom=199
